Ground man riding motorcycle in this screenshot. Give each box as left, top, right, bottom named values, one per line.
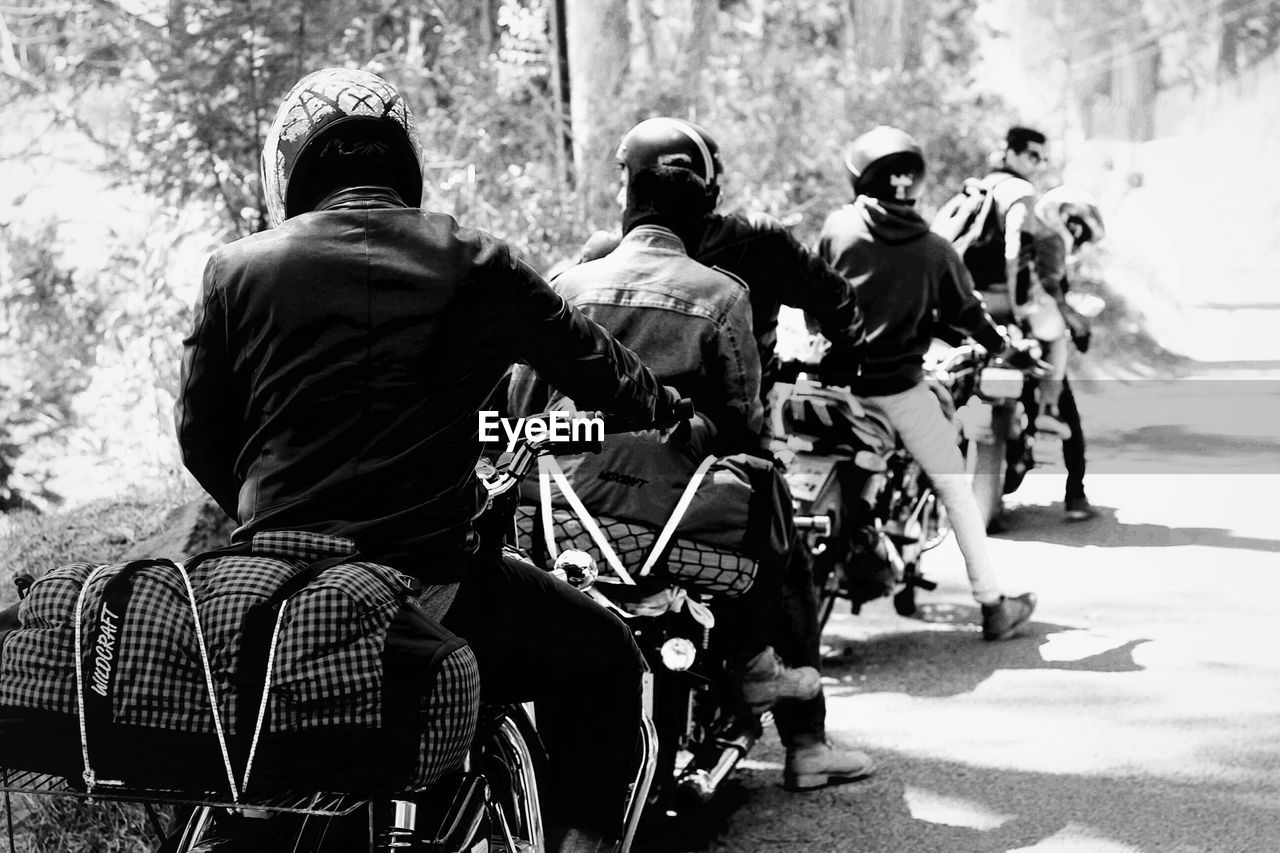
left=575, top=117, right=873, bottom=790
left=508, top=144, right=822, bottom=722
left=815, top=125, right=1037, bottom=641
left=175, top=67, right=683, bottom=853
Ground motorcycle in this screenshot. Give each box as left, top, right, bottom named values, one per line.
left=510, top=423, right=774, bottom=839
left=774, top=338, right=1042, bottom=626
left=0, top=415, right=667, bottom=853
left=928, top=338, right=1046, bottom=532
left=972, top=291, right=1098, bottom=528
left=772, top=359, right=947, bottom=627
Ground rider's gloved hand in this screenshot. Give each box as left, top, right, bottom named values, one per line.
left=651, top=385, right=690, bottom=432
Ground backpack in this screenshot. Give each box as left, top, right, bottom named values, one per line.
left=931, top=174, right=1008, bottom=287
left=0, top=531, right=479, bottom=800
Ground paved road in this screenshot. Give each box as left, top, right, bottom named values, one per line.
left=691, top=373, right=1280, bottom=852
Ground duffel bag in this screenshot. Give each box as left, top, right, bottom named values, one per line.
left=0, top=530, right=479, bottom=799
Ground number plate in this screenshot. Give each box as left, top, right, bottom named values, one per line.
left=784, top=454, right=840, bottom=502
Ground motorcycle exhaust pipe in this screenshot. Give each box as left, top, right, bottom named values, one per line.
left=675, top=730, right=757, bottom=805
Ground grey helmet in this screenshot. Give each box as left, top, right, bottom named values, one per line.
left=261, top=67, right=424, bottom=228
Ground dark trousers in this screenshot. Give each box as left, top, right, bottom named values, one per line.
left=770, top=543, right=826, bottom=746
left=1057, top=376, right=1087, bottom=500
left=711, top=544, right=788, bottom=671
left=442, top=550, right=646, bottom=837
left=1022, top=374, right=1088, bottom=500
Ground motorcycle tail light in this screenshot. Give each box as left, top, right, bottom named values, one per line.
left=977, top=367, right=1024, bottom=400
left=854, top=450, right=888, bottom=471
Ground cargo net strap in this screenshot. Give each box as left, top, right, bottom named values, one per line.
left=515, top=508, right=758, bottom=600
left=537, top=454, right=717, bottom=585
left=72, top=562, right=242, bottom=803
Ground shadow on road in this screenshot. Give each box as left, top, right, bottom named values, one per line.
left=993, top=501, right=1280, bottom=553
left=1086, top=423, right=1280, bottom=472
left=820, top=614, right=1149, bottom=699
left=708, top=749, right=1280, bottom=852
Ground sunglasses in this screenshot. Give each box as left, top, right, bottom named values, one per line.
left=1025, top=149, right=1046, bottom=165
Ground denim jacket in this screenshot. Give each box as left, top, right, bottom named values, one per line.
left=509, top=225, right=762, bottom=451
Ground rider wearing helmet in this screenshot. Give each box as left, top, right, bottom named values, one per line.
left=574, top=117, right=874, bottom=792
left=582, top=116, right=864, bottom=395
left=176, top=67, right=683, bottom=852
left=1027, top=185, right=1107, bottom=520
left=817, top=125, right=1037, bottom=641
left=508, top=145, right=825, bottom=724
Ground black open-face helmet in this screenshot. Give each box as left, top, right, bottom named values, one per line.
left=261, top=67, right=424, bottom=228
left=615, top=117, right=723, bottom=208
left=843, top=125, right=926, bottom=203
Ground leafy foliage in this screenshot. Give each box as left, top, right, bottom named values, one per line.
left=0, top=220, right=101, bottom=510
left=0, top=0, right=1015, bottom=511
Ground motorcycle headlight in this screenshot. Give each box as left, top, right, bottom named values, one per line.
left=660, top=637, right=698, bottom=671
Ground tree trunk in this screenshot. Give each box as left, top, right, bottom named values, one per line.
left=628, top=0, right=655, bottom=78
left=855, top=0, right=907, bottom=71
left=564, top=0, right=630, bottom=211
left=685, top=0, right=715, bottom=117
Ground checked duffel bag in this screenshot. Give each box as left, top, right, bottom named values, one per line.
left=0, top=530, right=479, bottom=799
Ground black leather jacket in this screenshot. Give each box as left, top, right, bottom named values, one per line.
left=176, top=187, right=674, bottom=582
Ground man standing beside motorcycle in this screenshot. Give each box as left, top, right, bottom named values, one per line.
left=569, top=117, right=875, bottom=791
left=816, top=126, right=1037, bottom=641
left=175, top=67, right=685, bottom=853
left=1026, top=185, right=1108, bottom=521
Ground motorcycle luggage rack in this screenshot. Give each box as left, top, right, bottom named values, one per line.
left=0, top=767, right=367, bottom=816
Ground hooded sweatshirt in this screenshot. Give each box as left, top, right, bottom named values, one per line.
left=817, top=196, right=1005, bottom=395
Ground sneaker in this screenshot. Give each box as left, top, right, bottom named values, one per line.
left=1034, top=411, right=1073, bottom=440
left=740, top=647, right=821, bottom=715
left=1064, top=495, right=1097, bottom=521
left=784, top=739, right=876, bottom=791
left=981, top=593, right=1037, bottom=641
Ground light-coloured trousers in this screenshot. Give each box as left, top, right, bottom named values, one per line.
left=860, top=382, right=1002, bottom=604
